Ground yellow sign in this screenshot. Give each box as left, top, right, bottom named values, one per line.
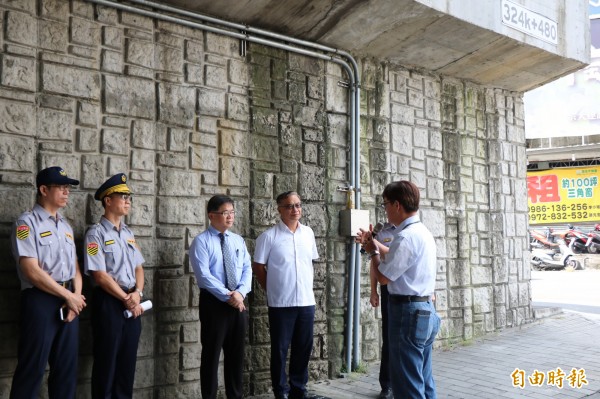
left=527, top=166, right=600, bottom=224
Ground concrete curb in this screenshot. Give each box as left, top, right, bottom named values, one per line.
left=533, top=305, right=563, bottom=319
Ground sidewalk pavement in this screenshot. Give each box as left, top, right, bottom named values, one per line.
left=249, top=310, right=600, bottom=398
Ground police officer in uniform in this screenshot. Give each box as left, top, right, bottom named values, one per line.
left=10, top=166, right=86, bottom=399
left=357, top=223, right=396, bottom=399
left=84, top=173, right=145, bottom=399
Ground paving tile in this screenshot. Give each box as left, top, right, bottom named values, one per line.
left=248, top=312, right=600, bottom=399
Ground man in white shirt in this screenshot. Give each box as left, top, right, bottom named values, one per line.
left=253, top=191, right=322, bottom=399
left=362, top=181, right=440, bottom=399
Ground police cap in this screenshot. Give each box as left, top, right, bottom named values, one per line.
left=94, top=173, right=132, bottom=201
left=36, top=166, right=79, bottom=188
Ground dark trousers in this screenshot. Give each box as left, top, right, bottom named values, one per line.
left=379, top=285, right=391, bottom=391
left=10, top=287, right=79, bottom=399
left=200, top=290, right=248, bottom=399
left=268, top=306, right=315, bottom=399
left=91, top=287, right=141, bottom=399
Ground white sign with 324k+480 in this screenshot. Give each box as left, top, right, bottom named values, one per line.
left=501, top=0, right=558, bottom=45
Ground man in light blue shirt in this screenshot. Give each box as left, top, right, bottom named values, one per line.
left=189, top=195, right=252, bottom=399
left=362, top=181, right=440, bottom=399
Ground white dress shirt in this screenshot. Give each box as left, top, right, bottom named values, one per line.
left=254, top=220, right=319, bottom=307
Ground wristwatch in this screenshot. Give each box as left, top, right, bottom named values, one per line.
left=136, top=288, right=144, bottom=298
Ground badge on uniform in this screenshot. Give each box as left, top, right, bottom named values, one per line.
left=65, top=232, right=73, bottom=241
left=16, top=225, right=30, bottom=240
left=105, top=240, right=115, bottom=246
left=40, top=231, right=53, bottom=238
left=87, top=242, right=99, bottom=255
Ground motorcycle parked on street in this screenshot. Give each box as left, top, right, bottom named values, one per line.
left=530, top=234, right=583, bottom=271
left=555, top=224, right=589, bottom=254
left=586, top=224, right=600, bottom=254
left=529, top=227, right=559, bottom=249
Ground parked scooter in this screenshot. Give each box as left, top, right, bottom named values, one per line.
left=529, top=227, right=559, bottom=250
left=555, top=224, right=589, bottom=254
left=586, top=224, right=600, bottom=254
left=530, top=239, right=583, bottom=271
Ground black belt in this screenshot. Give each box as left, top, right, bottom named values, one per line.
left=120, top=285, right=136, bottom=293
left=56, top=279, right=73, bottom=290
left=389, top=294, right=430, bottom=303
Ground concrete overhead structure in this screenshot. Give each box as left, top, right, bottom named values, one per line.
left=160, top=0, right=590, bottom=90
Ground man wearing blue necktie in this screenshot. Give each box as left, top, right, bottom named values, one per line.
left=189, top=195, right=252, bottom=399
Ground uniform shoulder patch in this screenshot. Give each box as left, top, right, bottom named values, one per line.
left=16, top=225, right=30, bottom=240
left=87, top=242, right=99, bottom=256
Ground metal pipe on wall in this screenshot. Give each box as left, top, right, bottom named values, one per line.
left=86, top=0, right=363, bottom=373
left=352, top=78, right=362, bottom=369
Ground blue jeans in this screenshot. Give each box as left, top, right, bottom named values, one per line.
left=388, top=298, right=440, bottom=399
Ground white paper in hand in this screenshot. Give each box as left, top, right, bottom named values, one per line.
left=124, top=300, right=153, bottom=318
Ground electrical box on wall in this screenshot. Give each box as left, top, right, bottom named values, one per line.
left=339, top=209, right=370, bottom=237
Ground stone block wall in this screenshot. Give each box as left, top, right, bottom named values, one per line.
left=355, top=65, right=530, bottom=364
left=0, top=0, right=531, bottom=397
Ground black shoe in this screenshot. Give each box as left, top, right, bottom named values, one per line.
left=290, top=392, right=328, bottom=399
left=303, top=394, right=329, bottom=399
left=378, top=388, right=393, bottom=399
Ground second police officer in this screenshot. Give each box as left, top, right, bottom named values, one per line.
left=84, top=173, right=146, bottom=399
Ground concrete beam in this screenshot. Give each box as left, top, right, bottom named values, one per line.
left=155, top=0, right=589, bottom=91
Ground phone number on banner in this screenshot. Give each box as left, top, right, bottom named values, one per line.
left=529, top=204, right=600, bottom=223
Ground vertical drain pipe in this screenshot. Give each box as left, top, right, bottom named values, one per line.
left=86, top=0, right=362, bottom=373
left=345, top=85, right=357, bottom=372
left=352, top=73, right=362, bottom=369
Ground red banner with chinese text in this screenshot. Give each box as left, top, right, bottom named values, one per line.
left=527, top=166, right=600, bottom=224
